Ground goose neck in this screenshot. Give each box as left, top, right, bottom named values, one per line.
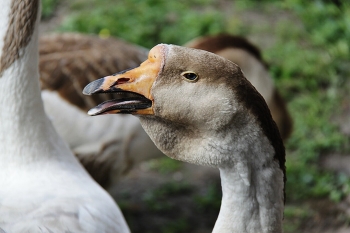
left=213, top=160, right=284, bottom=233
left=0, top=0, right=73, bottom=164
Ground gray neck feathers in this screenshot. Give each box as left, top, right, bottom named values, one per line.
left=140, top=115, right=284, bottom=233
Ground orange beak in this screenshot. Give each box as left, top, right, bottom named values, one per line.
left=83, top=45, right=165, bottom=116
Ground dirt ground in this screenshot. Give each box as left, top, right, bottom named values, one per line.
left=39, top=1, right=350, bottom=232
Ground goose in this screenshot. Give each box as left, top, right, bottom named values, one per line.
left=84, top=44, right=286, bottom=233
left=38, top=33, right=291, bottom=188
left=186, top=34, right=292, bottom=140
left=39, top=33, right=163, bottom=188
left=0, top=1, right=129, bottom=232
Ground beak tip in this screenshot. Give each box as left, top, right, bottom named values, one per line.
left=87, top=108, right=99, bottom=116
left=83, top=78, right=105, bottom=95
left=82, top=83, right=94, bottom=95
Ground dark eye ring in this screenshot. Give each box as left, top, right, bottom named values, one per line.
left=181, top=71, right=198, bottom=82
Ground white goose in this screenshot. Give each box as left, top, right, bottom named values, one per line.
left=186, top=34, right=292, bottom=140
left=0, top=1, right=129, bottom=232
left=39, top=33, right=162, bottom=188
left=84, top=44, right=286, bottom=233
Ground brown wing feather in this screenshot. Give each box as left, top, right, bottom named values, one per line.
left=39, top=33, right=148, bottom=111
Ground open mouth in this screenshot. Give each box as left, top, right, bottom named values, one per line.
left=87, top=91, right=152, bottom=116
left=83, top=44, right=166, bottom=116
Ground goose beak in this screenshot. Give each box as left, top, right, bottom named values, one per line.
left=83, top=45, right=165, bottom=116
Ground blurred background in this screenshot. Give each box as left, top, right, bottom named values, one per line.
left=40, top=0, right=350, bottom=232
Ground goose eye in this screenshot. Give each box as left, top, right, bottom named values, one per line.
left=181, top=71, right=198, bottom=82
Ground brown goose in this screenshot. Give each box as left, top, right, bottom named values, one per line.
left=84, top=44, right=286, bottom=233
left=0, top=1, right=129, bottom=232
left=39, top=33, right=163, bottom=188
left=186, top=34, right=292, bottom=140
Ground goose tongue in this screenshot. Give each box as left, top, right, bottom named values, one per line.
left=87, top=92, right=152, bottom=116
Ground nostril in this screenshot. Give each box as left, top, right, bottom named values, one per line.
left=111, top=78, right=130, bottom=86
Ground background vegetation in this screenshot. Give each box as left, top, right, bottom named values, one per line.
left=41, top=0, right=350, bottom=232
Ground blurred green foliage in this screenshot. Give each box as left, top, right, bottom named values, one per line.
left=41, top=0, right=59, bottom=19
left=59, top=0, right=225, bottom=48
left=146, top=157, right=182, bottom=174
left=160, top=218, right=189, bottom=233
left=194, top=183, right=221, bottom=210
left=142, top=182, right=192, bottom=211
left=265, top=0, right=350, bottom=202
left=283, top=205, right=314, bottom=232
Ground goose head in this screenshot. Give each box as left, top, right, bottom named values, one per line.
left=83, top=44, right=285, bottom=171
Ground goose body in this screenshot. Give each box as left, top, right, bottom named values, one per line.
left=186, top=34, right=292, bottom=140
left=0, top=1, right=129, bottom=232
left=84, top=44, right=286, bottom=232
left=39, top=33, right=163, bottom=187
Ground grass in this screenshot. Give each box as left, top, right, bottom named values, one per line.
left=41, top=0, right=59, bottom=19
left=194, top=183, right=222, bottom=210
left=283, top=205, right=313, bottom=233
left=146, top=157, right=183, bottom=174
left=263, top=0, right=350, bottom=202
left=59, top=0, right=225, bottom=48
left=51, top=0, right=350, bottom=231
left=142, top=182, right=192, bottom=211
